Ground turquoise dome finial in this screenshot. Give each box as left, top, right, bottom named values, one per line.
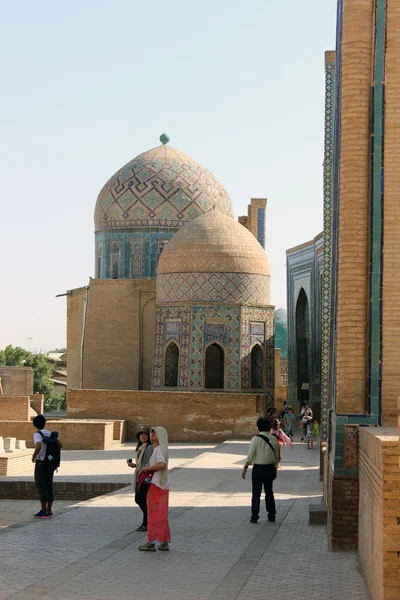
left=159, top=133, right=170, bottom=145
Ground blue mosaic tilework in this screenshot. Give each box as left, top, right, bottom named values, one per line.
left=204, top=322, right=227, bottom=346
left=94, top=144, right=233, bottom=231
left=241, top=307, right=274, bottom=392
left=95, top=229, right=175, bottom=279
left=257, top=208, right=265, bottom=249
left=153, top=306, right=190, bottom=388
left=165, top=320, right=182, bottom=344
left=321, top=57, right=335, bottom=441
left=190, top=306, right=240, bottom=390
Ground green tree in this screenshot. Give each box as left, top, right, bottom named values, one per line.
left=24, top=354, right=53, bottom=397
left=49, top=348, right=66, bottom=353
left=0, top=344, right=31, bottom=366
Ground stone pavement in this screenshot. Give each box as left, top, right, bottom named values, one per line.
left=0, top=440, right=369, bottom=600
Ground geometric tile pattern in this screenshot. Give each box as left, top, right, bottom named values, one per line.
left=190, top=305, right=240, bottom=389
left=320, top=58, right=335, bottom=441
left=241, top=307, right=274, bottom=393
left=204, top=322, right=227, bottom=347
left=157, top=272, right=271, bottom=305
left=152, top=306, right=190, bottom=388
left=257, top=207, right=265, bottom=249
left=94, top=144, right=233, bottom=232
left=95, top=229, right=175, bottom=279
left=165, top=320, right=182, bottom=344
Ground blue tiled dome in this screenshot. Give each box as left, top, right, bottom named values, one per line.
left=94, top=143, right=233, bottom=232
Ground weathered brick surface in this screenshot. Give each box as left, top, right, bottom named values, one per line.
left=0, top=367, right=33, bottom=396
left=359, top=427, right=400, bottom=600
left=0, top=396, right=30, bottom=421
left=67, top=389, right=263, bottom=442
left=336, top=0, right=374, bottom=414
left=0, top=419, right=114, bottom=450
left=328, top=474, right=359, bottom=551
left=0, top=480, right=128, bottom=500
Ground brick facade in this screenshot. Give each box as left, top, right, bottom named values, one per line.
left=359, top=428, right=400, bottom=600
left=67, top=389, right=264, bottom=442
left=0, top=396, right=30, bottom=421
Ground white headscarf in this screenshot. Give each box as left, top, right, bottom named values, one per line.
left=152, top=426, right=169, bottom=487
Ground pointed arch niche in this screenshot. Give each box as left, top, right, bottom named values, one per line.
left=250, top=344, right=263, bottom=388
left=164, top=342, right=179, bottom=387
left=205, top=343, right=225, bottom=389
left=295, top=287, right=310, bottom=402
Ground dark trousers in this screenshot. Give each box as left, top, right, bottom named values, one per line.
left=34, top=462, right=55, bottom=503
left=135, top=482, right=150, bottom=527
left=251, top=464, right=276, bottom=519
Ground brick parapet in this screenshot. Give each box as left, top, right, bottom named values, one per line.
left=359, top=427, right=400, bottom=600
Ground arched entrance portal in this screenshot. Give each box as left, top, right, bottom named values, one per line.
left=295, top=288, right=310, bottom=403
left=251, top=344, right=263, bottom=388
left=164, top=342, right=179, bottom=387
left=205, top=343, right=224, bottom=389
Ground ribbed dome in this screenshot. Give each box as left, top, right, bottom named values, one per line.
left=158, top=210, right=270, bottom=275
left=94, top=144, right=233, bottom=232
left=157, top=210, right=271, bottom=306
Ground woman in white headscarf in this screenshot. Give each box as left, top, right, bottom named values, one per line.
left=138, top=426, right=170, bottom=552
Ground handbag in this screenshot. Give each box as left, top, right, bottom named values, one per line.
left=137, top=470, right=154, bottom=490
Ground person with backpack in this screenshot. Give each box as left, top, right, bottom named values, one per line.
left=31, top=414, right=62, bottom=519
left=241, top=416, right=280, bottom=524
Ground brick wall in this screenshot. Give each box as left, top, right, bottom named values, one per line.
left=67, top=389, right=263, bottom=442
left=29, top=395, right=44, bottom=416
left=67, top=279, right=156, bottom=391
left=381, top=2, right=400, bottom=426
left=326, top=459, right=359, bottom=551
left=0, top=367, right=34, bottom=396
left=335, top=0, right=373, bottom=414
left=0, top=420, right=114, bottom=450
left=0, top=396, right=30, bottom=421
left=359, top=427, right=400, bottom=600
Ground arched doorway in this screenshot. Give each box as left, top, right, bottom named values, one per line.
left=205, top=343, right=224, bottom=389
left=164, top=342, right=179, bottom=387
left=295, top=288, right=310, bottom=403
left=251, top=344, right=263, bottom=388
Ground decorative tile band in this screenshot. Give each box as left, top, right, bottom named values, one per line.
left=257, top=208, right=265, bottom=249
left=321, top=58, right=335, bottom=441
left=157, top=272, right=271, bottom=305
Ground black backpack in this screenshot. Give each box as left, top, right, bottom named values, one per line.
left=38, top=431, right=61, bottom=470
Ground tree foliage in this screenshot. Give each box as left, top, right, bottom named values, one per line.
left=0, top=345, right=65, bottom=412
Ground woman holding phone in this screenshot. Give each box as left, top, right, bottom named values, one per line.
left=127, top=427, right=153, bottom=531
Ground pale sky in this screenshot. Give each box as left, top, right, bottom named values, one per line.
left=0, top=0, right=337, bottom=353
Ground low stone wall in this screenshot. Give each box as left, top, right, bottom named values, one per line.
left=0, top=480, right=129, bottom=500
left=0, top=451, right=32, bottom=475
left=0, top=420, right=114, bottom=450
left=359, top=427, right=400, bottom=600
left=67, top=389, right=263, bottom=442
left=0, top=396, right=30, bottom=421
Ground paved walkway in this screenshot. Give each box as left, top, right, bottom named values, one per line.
left=0, top=440, right=368, bottom=600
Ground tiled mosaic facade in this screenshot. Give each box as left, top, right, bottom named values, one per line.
left=94, top=144, right=233, bottom=232
left=320, top=54, right=335, bottom=441
left=241, top=306, right=274, bottom=392
left=152, top=303, right=274, bottom=395
left=257, top=208, right=265, bottom=249
left=157, top=272, right=271, bottom=305
left=95, top=229, right=174, bottom=278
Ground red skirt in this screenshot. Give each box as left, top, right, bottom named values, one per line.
left=147, top=484, right=171, bottom=543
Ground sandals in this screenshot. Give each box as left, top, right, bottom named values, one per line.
left=136, top=525, right=147, bottom=531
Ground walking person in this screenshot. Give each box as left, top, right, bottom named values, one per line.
left=139, top=426, right=171, bottom=552
left=242, top=416, right=280, bottom=524
left=127, top=428, right=153, bottom=531
left=282, top=407, right=296, bottom=441
left=31, top=415, right=62, bottom=519
left=313, top=419, right=319, bottom=442
left=305, top=417, right=314, bottom=449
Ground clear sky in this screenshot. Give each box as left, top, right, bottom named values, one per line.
left=0, top=0, right=337, bottom=353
